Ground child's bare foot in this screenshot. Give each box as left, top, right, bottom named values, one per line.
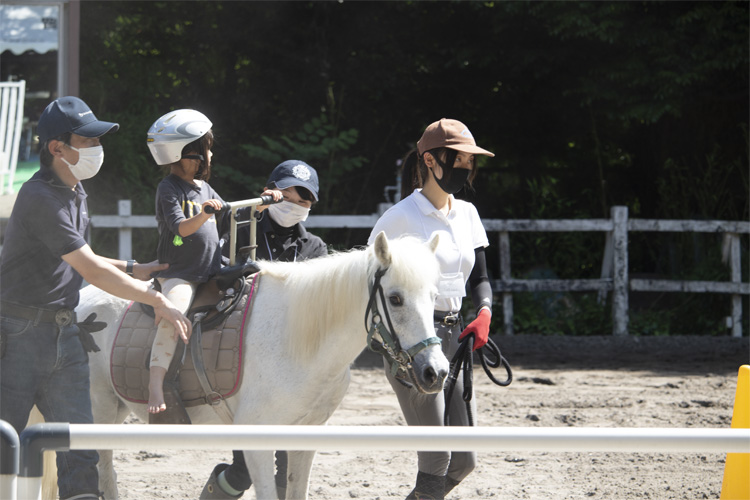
left=148, top=384, right=167, bottom=414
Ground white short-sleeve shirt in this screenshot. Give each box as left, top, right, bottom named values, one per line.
left=368, top=189, right=489, bottom=312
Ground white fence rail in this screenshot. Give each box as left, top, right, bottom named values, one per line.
left=90, top=202, right=749, bottom=337
left=7, top=423, right=750, bottom=500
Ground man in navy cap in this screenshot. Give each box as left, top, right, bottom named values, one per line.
left=0, top=96, right=192, bottom=499
left=205, top=160, right=327, bottom=499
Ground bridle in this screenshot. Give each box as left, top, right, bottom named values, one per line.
left=365, top=267, right=442, bottom=391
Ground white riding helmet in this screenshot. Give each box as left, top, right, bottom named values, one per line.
left=146, top=109, right=212, bottom=165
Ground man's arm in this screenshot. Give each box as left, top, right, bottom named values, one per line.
left=99, top=257, right=168, bottom=282
left=63, top=245, right=192, bottom=341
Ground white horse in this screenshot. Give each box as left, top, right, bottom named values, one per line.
left=80, top=232, right=449, bottom=499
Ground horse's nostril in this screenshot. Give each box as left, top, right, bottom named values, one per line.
left=423, top=366, right=446, bottom=387
left=423, top=367, right=437, bottom=386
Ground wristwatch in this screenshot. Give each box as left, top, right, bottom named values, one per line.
left=126, top=259, right=136, bottom=276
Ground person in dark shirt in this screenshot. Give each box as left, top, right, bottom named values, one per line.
left=0, top=96, right=191, bottom=500
left=202, top=160, right=327, bottom=500
left=234, top=160, right=327, bottom=263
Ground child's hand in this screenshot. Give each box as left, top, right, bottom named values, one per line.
left=202, top=199, right=224, bottom=214
left=256, top=189, right=283, bottom=212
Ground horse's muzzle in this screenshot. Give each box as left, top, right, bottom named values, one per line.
left=409, top=362, right=448, bottom=394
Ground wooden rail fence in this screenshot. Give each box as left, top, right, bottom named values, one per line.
left=91, top=202, right=749, bottom=337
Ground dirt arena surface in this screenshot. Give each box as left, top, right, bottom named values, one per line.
left=106, top=335, right=748, bottom=499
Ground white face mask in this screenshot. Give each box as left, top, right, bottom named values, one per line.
left=62, top=145, right=105, bottom=180
left=268, top=201, right=310, bottom=227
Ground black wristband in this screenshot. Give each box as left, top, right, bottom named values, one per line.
left=126, top=259, right=136, bottom=276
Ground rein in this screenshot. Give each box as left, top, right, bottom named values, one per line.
left=365, top=267, right=442, bottom=388
left=443, top=333, right=513, bottom=426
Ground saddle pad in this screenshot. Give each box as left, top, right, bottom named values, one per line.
left=110, top=274, right=259, bottom=407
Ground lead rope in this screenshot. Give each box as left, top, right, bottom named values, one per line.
left=443, top=333, right=513, bottom=426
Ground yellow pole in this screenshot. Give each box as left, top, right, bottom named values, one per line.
left=721, top=364, right=750, bottom=500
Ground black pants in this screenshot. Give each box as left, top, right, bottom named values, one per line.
left=224, top=449, right=288, bottom=491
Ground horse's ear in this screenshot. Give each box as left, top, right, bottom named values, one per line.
left=427, top=233, right=440, bottom=254
left=373, top=231, right=392, bottom=268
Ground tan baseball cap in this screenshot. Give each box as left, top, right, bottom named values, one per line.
left=416, top=118, right=494, bottom=157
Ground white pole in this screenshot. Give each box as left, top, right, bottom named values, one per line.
left=68, top=425, right=750, bottom=454
left=0, top=474, right=17, bottom=500
left=16, top=477, right=40, bottom=500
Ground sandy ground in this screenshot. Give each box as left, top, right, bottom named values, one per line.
left=86, top=334, right=748, bottom=500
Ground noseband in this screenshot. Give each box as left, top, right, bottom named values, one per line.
left=365, top=267, right=442, bottom=389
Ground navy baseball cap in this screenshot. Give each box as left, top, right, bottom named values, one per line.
left=266, top=160, right=319, bottom=201
left=37, top=96, right=119, bottom=143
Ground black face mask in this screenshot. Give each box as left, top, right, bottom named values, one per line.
left=432, top=167, right=470, bottom=194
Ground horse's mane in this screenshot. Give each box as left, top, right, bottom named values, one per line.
left=258, top=246, right=373, bottom=360
left=258, top=236, right=438, bottom=361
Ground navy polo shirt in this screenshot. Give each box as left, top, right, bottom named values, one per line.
left=0, top=168, right=90, bottom=310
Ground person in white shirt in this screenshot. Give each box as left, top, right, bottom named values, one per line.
left=368, top=118, right=495, bottom=500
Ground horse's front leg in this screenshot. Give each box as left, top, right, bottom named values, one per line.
left=284, top=450, right=315, bottom=500
left=243, top=450, right=278, bottom=500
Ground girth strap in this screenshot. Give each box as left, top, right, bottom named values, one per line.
left=190, top=313, right=220, bottom=405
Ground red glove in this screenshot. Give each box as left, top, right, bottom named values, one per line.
left=459, top=308, right=491, bottom=351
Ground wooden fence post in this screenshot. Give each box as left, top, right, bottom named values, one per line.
left=117, top=200, right=132, bottom=261
left=598, top=232, right=613, bottom=305
left=612, top=206, right=629, bottom=336
left=499, top=231, right=513, bottom=336
left=729, top=233, right=742, bottom=338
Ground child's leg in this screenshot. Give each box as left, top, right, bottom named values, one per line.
left=148, top=277, right=196, bottom=413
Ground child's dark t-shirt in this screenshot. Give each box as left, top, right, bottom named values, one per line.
left=154, top=174, right=226, bottom=282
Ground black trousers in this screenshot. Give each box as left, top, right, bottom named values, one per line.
left=224, top=449, right=288, bottom=491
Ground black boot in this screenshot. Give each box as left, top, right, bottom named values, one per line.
left=405, top=471, right=445, bottom=500
left=275, top=450, right=288, bottom=500
left=200, top=463, right=243, bottom=499
left=443, top=476, right=461, bottom=497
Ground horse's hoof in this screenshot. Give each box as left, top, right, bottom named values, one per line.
left=200, top=463, right=244, bottom=499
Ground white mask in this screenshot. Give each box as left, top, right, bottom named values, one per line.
left=62, top=145, right=105, bottom=180
left=268, top=201, right=310, bottom=227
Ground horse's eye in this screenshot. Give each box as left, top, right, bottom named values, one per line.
left=389, top=294, right=403, bottom=306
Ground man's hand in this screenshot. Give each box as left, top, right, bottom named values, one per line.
left=459, top=308, right=491, bottom=351
left=133, top=260, right=168, bottom=281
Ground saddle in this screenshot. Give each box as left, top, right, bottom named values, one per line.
left=110, top=263, right=261, bottom=415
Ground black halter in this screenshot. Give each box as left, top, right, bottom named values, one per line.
left=365, top=267, right=442, bottom=389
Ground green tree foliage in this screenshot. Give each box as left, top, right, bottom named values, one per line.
left=215, top=113, right=367, bottom=213
left=72, top=1, right=748, bottom=334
